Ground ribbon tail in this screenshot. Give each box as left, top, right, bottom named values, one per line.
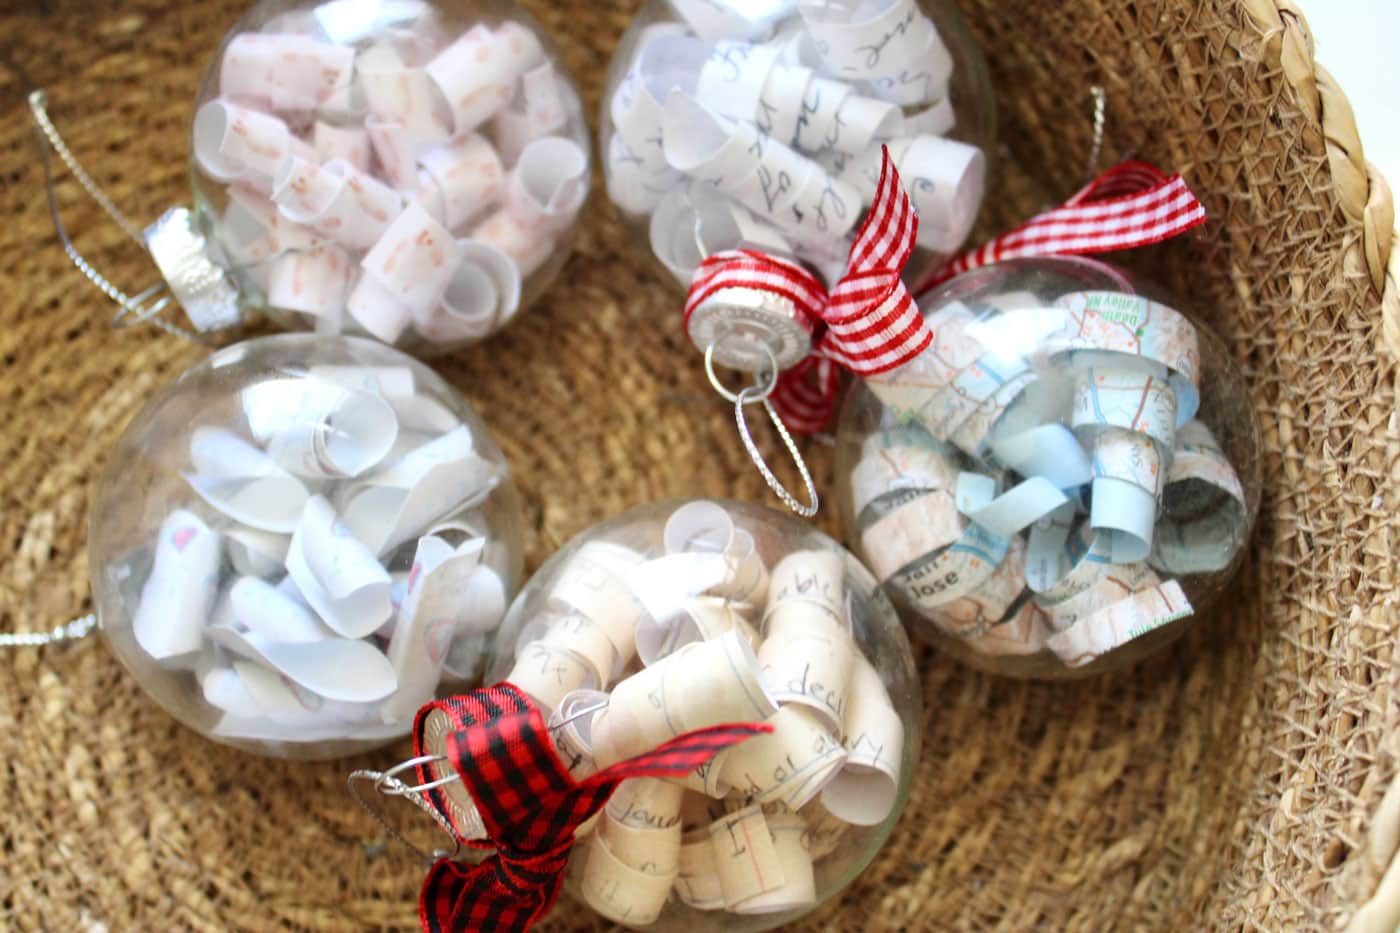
left=916, top=162, right=1208, bottom=294
left=420, top=855, right=556, bottom=933
left=586, top=721, right=773, bottom=787
left=769, top=356, right=842, bottom=435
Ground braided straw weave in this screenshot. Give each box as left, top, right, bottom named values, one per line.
left=0, top=0, right=1395, bottom=928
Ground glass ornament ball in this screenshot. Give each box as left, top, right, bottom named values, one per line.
left=470, top=498, right=921, bottom=931
left=599, top=0, right=997, bottom=295
left=835, top=256, right=1263, bottom=679
left=89, top=334, right=525, bottom=758
left=187, top=0, right=591, bottom=355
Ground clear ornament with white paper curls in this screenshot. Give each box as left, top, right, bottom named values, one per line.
left=599, top=0, right=995, bottom=299
left=462, top=498, right=920, bottom=930
left=184, top=0, right=590, bottom=354
left=834, top=257, right=1262, bottom=678
left=90, top=334, right=524, bottom=758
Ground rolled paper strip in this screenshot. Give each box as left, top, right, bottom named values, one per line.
left=695, top=40, right=784, bottom=127
left=285, top=495, right=393, bottom=638
left=1046, top=579, right=1194, bottom=667
left=340, top=426, right=500, bottom=556
left=612, top=35, right=703, bottom=168
left=228, top=576, right=328, bottom=643
left=859, top=27, right=955, bottom=106
left=1152, top=420, right=1248, bottom=574
left=1070, top=365, right=1178, bottom=451
left=491, top=74, right=558, bottom=168
left=271, top=156, right=343, bottom=225
left=425, top=23, right=544, bottom=135
left=676, top=828, right=726, bottom=909
left=799, top=0, right=949, bottom=93
left=634, top=596, right=730, bottom=666
left=412, top=240, right=520, bottom=343
left=607, top=132, right=679, bottom=217
left=820, top=657, right=903, bottom=826
left=470, top=208, right=553, bottom=278
left=859, top=488, right=963, bottom=584
left=381, top=536, right=489, bottom=721
left=797, top=798, right=848, bottom=859
left=1040, top=560, right=1158, bottom=633
left=548, top=540, right=647, bottom=664
left=313, top=121, right=371, bottom=172
left=757, top=616, right=855, bottom=733
left=895, top=135, right=986, bottom=253
left=410, top=169, right=448, bottom=226
left=346, top=273, right=413, bottom=344
left=987, top=423, right=1092, bottom=491
left=201, top=662, right=259, bottom=715
left=266, top=244, right=353, bottom=318
left=690, top=187, right=794, bottom=260
left=356, top=44, right=451, bottom=154
left=955, top=472, right=1072, bottom=538
left=921, top=535, right=1050, bottom=654
left=763, top=549, right=847, bottom=633
left=537, top=609, right=624, bottom=687
left=732, top=811, right=816, bottom=914
left=608, top=776, right=686, bottom=831
left=359, top=201, right=466, bottom=320
left=227, top=181, right=318, bottom=253
left=647, top=185, right=706, bottom=283
left=317, top=160, right=406, bottom=251
left=192, top=100, right=294, bottom=192
left=662, top=93, right=809, bottom=212
left=224, top=661, right=332, bottom=725
left=717, top=704, right=847, bottom=809
left=579, top=831, right=676, bottom=926
left=900, top=97, right=956, bottom=137
left=505, top=137, right=588, bottom=233
left=1085, top=426, right=1164, bottom=563
left=306, top=364, right=416, bottom=398
left=770, top=162, right=864, bottom=248
left=417, top=133, right=505, bottom=232
left=600, top=810, right=684, bottom=875
left=1053, top=291, right=1201, bottom=422
left=226, top=526, right=290, bottom=579
left=886, top=519, right=1010, bottom=613
left=829, top=93, right=902, bottom=156
left=666, top=741, right=733, bottom=799
left=132, top=510, right=221, bottom=662
left=548, top=687, right=607, bottom=780
left=207, top=626, right=397, bottom=702
left=663, top=501, right=770, bottom=605
left=507, top=638, right=598, bottom=712
left=219, top=33, right=355, bottom=112
left=849, top=439, right=959, bottom=519
left=184, top=426, right=311, bottom=532
left=365, top=118, right=419, bottom=190
left=241, top=377, right=399, bottom=479
left=709, top=804, right=786, bottom=909
left=860, top=300, right=979, bottom=421
left=594, top=630, right=776, bottom=768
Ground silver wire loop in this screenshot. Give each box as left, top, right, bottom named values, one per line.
left=1086, top=85, right=1107, bottom=181
left=29, top=89, right=209, bottom=344
left=704, top=341, right=779, bottom=404
left=735, top=387, right=820, bottom=518
left=0, top=613, right=97, bottom=648
left=348, top=767, right=463, bottom=866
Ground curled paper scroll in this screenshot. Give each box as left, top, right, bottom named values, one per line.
left=425, top=22, right=545, bottom=135
left=132, top=510, right=222, bottom=662
left=286, top=495, right=393, bottom=639
left=185, top=426, right=312, bottom=533
left=241, top=378, right=399, bottom=479
left=219, top=33, right=355, bottom=112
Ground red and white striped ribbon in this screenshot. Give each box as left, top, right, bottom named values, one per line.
left=917, top=161, right=1207, bottom=291
left=685, top=148, right=928, bottom=433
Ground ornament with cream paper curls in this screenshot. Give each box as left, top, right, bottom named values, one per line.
left=31, top=0, right=590, bottom=355
left=88, top=334, right=526, bottom=757
left=835, top=256, right=1262, bottom=679
left=354, top=499, right=921, bottom=931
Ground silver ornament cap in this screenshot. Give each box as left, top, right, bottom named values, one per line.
left=144, top=207, right=243, bottom=333
left=686, top=284, right=813, bottom=373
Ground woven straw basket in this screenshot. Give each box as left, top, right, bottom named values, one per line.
left=2, top=0, right=1397, bottom=929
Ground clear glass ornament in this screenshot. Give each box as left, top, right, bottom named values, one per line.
left=835, top=256, right=1263, bottom=678
left=481, top=498, right=921, bottom=930
left=599, top=0, right=996, bottom=295
left=185, top=0, right=590, bottom=354
left=90, top=334, right=524, bottom=757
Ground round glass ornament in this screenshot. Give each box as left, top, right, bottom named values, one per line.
left=599, top=0, right=996, bottom=363
left=835, top=256, right=1262, bottom=678
left=90, top=334, right=524, bottom=757
left=179, top=0, right=590, bottom=353
left=452, top=498, right=922, bottom=930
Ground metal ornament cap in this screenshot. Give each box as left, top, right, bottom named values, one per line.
left=686, top=285, right=814, bottom=373
left=144, top=206, right=243, bottom=333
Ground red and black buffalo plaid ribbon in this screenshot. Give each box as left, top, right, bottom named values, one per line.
left=410, top=684, right=770, bottom=933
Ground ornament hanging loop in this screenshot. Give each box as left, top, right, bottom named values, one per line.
left=348, top=762, right=463, bottom=866
left=705, top=342, right=819, bottom=518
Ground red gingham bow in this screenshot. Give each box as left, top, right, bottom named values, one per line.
left=412, top=684, right=770, bottom=933
left=916, top=161, right=1207, bottom=291
left=684, top=147, right=931, bottom=433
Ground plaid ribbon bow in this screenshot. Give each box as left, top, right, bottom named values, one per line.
left=916, top=160, right=1207, bottom=291
left=412, top=684, right=770, bottom=933
left=685, top=147, right=931, bottom=434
